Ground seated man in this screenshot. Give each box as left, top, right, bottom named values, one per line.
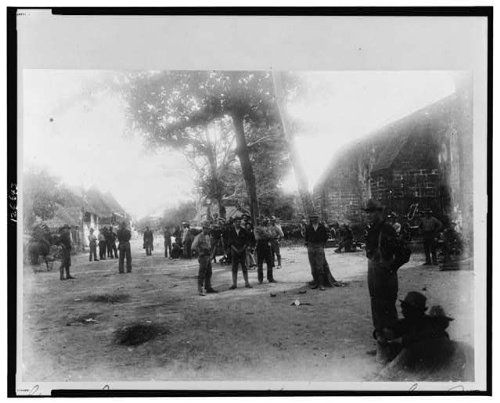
left=382, top=291, right=455, bottom=369
left=170, top=242, right=182, bottom=259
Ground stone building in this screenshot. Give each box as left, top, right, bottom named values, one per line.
left=314, top=78, right=473, bottom=251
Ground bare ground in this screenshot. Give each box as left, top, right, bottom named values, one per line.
left=21, top=241, right=474, bottom=383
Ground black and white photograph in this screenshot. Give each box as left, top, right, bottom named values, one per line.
left=10, top=8, right=491, bottom=395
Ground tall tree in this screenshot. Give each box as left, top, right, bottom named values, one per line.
left=120, top=71, right=281, bottom=222
left=184, top=117, right=238, bottom=218
left=23, top=170, right=62, bottom=228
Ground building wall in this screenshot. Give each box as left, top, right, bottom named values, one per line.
left=315, top=86, right=473, bottom=255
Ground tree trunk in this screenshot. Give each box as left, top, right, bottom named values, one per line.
left=216, top=196, right=226, bottom=219
left=272, top=71, right=315, bottom=217
left=231, top=112, right=259, bottom=223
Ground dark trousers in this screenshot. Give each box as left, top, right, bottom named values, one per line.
left=99, top=241, right=107, bottom=259
left=107, top=241, right=118, bottom=258
left=59, top=249, right=72, bottom=279
left=165, top=242, right=171, bottom=258
left=423, top=235, right=437, bottom=263
left=307, top=245, right=327, bottom=281
left=89, top=243, right=98, bottom=261
left=183, top=240, right=192, bottom=258
left=270, top=239, right=281, bottom=267
left=118, top=242, right=132, bottom=273
left=231, top=251, right=249, bottom=286
left=257, top=242, right=273, bottom=282
left=198, top=255, right=213, bottom=291
left=367, top=260, right=398, bottom=334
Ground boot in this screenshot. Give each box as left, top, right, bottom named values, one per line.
left=376, top=341, right=393, bottom=364
left=267, top=267, right=276, bottom=283
left=198, top=279, right=205, bottom=296
left=205, top=278, right=218, bottom=293
left=317, top=275, right=325, bottom=291
left=277, top=255, right=282, bottom=269
left=243, top=271, right=252, bottom=288
left=66, top=268, right=75, bottom=279
left=60, top=266, right=65, bottom=281
left=229, top=272, right=237, bottom=289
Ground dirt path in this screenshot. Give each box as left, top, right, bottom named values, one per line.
left=21, top=242, right=474, bottom=383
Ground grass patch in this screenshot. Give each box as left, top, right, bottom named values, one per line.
left=113, top=322, right=169, bottom=346
left=85, top=293, right=130, bottom=304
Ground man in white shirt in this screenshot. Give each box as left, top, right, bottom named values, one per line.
left=192, top=222, right=218, bottom=296
left=269, top=216, right=284, bottom=269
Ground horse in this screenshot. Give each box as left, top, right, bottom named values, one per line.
left=27, top=229, right=59, bottom=271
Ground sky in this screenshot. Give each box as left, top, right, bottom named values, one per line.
left=22, top=70, right=456, bottom=219
left=282, top=71, right=457, bottom=191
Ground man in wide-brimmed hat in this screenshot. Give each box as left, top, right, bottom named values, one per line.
left=364, top=198, right=400, bottom=363
left=381, top=292, right=456, bottom=369
left=192, top=221, right=218, bottom=296
left=304, top=212, right=332, bottom=290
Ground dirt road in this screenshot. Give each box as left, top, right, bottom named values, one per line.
left=21, top=241, right=474, bottom=384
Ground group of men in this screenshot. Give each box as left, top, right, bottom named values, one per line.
left=363, top=199, right=456, bottom=366
left=87, top=226, right=118, bottom=261
left=191, top=215, right=284, bottom=296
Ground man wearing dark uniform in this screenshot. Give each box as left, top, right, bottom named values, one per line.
left=117, top=221, right=132, bottom=273
left=304, top=213, right=329, bottom=290
left=227, top=217, right=252, bottom=289
left=364, top=199, right=400, bottom=363
left=163, top=226, right=172, bottom=258
left=143, top=226, right=154, bottom=256
left=419, top=209, right=443, bottom=265
left=182, top=222, right=193, bottom=259
left=254, top=217, right=275, bottom=284
left=210, top=223, right=223, bottom=263
left=107, top=226, right=118, bottom=258
left=58, top=224, right=75, bottom=280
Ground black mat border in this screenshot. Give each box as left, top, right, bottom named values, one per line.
left=6, top=6, right=493, bottom=398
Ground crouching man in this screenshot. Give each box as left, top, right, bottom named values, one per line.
left=192, top=222, right=219, bottom=296
left=382, top=292, right=455, bottom=370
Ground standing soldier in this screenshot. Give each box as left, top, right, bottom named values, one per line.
left=98, top=228, right=107, bottom=260
left=182, top=222, right=193, bottom=259
left=58, top=224, right=75, bottom=280
left=117, top=221, right=132, bottom=273
left=192, top=222, right=219, bottom=296
left=254, top=217, right=276, bottom=284
left=143, top=226, right=154, bottom=256
left=269, top=216, right=284, bottom=269
left=210, top=222, right=223, bottom=263
left=227, top=217, right=252, bottom=289
left=245, top=221, right=257, bottom=269
left=109, top=226, right=118, bottom=258
left=88, top=228, right=98, bottom=262
left=304, top=213, right=329, bottom=290
left=163, top=225, right=172, bottom=258
left=364, top=199, right=400, bottom=363
left=419, top=209, right=443, bottom=265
